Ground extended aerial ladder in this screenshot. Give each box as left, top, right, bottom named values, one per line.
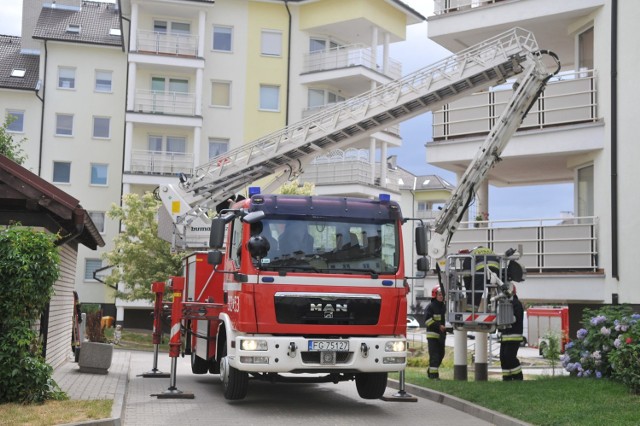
left=158, top=28, right=559, bottom=250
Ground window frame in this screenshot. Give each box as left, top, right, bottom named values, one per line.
left=208, top=137, right=229, bottom=160
left=84, top=258, right=103, bottom=281
left=259, top=84, right=280, bottom=112
left=211, top=80, right=231, bottom=107
left=213, top=25, right=233, bottom=52
left=58, top=67, right=76, bottom=89
left=52, top=161, right=71, bottom=184
left=90, top=163, right=109, bottom=186
left=92, top=116, right=111, bottom=139
left=6, top=110, right=25, bottom=133
left=95, top=70, right=113, bottom=93
left=88, top=211, right=106, bottom=234
left=261, top=30, right=282, bottom=57
left=55, top=113, right=74, bottom=136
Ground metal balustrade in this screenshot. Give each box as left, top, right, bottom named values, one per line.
left=130, top=150, right=194, bottom=175
left=303, top=43, right=402, bottom=79
left=133, top=90, right=196, bottom=116
left=136, top=30, right=198, bottom=56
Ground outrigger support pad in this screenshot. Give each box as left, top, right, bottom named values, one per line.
left=381, top=370, right=418, bottom=402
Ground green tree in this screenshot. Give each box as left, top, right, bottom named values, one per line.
left=0, top=226, right=65, bottom=403
left=279, top=179, right=314, bottom=195
left=542, top=331, right=562, bottom=376
left=0, top=117, right=27, bottom=165
left=103, top=192, right=182, bottom=302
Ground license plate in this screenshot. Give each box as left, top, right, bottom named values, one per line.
left=308, top=340, right=349, bottom=352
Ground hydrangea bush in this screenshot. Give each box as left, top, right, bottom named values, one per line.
left=561, top=305, right=640, bottom=394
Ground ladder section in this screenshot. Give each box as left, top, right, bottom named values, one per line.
left=182, top=28, right=541, bottom=211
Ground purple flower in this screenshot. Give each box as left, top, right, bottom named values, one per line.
left=595, top=371, right=602, bottom=379
left=614, top=338, right=622, bottom=348
left=631, top=314, right=640, bottom=320
left=600, top=327, right=611, bottom=336
left=565, top=341, right=574, bottom=350
left=577, top=328, right=588, bottom=339
left=590, top=315, right=607, bottom=326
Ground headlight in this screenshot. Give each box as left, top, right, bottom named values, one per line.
left=385, top=340, right=406, bottom=352
left=240, top=339, right=268, bottom=351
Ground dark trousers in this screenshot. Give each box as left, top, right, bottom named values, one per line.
left=427, top=334, right=446, bottom=378
left=500, top=340, right=523, bottom=380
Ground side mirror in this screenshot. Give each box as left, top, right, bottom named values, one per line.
left=207, top=250, right=223, bottom=266
left=209, top=218, right=226, bottom=249
left=415, top=226, right=428, bottom=256
left=416, top=256, right=430, bottom=272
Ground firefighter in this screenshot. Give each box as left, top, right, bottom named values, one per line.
left=425, top=285, right=447, bottom=379
left=464, top=246, right=500, bottom=308
left=499, top=284, right=524, bottom=381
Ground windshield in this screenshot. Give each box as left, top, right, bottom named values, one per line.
left=254, top=217, right=399, bottom=275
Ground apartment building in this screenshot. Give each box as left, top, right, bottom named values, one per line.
left=1, top=0, right=126, bottom=314
left=423, top=0, right=639, bottom=330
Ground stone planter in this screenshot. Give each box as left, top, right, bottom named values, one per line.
left=78, top=342, right=113, bottom=374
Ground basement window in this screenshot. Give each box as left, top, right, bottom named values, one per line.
left=66, top=24, right=81, bottom=34
left=109, top=28, right=121, bottom=36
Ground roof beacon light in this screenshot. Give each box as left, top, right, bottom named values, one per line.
left=379, top=193, right=390, bottom=203
left=249, top=186, right=261, bottom=197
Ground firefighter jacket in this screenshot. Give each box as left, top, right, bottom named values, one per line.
left=500, top=295, right=524, bottom=343
left=425, top=299, right=446, bottom=339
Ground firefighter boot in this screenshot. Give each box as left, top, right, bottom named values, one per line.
left=427, top=367, right=440, bottom=379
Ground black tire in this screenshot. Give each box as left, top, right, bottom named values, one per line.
left=220, top=342, right=249, bottom=400
left=191, top=351, right=209, bottom=374
left=355, top=372, right=388, bottom=399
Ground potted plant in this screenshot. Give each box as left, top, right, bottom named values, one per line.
left=77, top=310, right=113, bottom=374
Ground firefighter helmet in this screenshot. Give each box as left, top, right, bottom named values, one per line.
left=431, top=285, right=442, bottom=298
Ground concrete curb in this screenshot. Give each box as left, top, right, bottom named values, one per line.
left=387, top=379, right=531, bottom=426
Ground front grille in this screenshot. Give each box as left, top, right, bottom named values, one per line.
left=274, top=295, right=381, bottom=325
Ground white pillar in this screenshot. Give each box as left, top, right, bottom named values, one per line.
left=195, top=68, right=203, bottom=116
left=126, top=62, right=137, bottom=111
left=193, top=126, right=202, bottom=170
left=370, top=26, right=378, bottom=69
left=198, top=10, right=206, bottom=57
left=477, top=179, right=489, bottom=223
left=124, top=122, right=133, bottom=172
left=369, top=137, right=376, bottom=185
left=380, top=141, right=388, bottom=188
left=383, top=32, right=390, bottom=74
left=474, top=331, right=489, bottom=381
left=454, top=329, right=468, bottom=380
left=130, top=3, right=138, bottom=52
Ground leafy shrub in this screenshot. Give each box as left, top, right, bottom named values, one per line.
left=609, top=314, right=640, bottom=394
left=0, top=226, right=65, bottom=403
left=561, top=305, right=640, bottom=393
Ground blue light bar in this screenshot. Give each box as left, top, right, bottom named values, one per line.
left=249, top=186, right=261, bottom=196
left=379, top=193, right=391, bottom=202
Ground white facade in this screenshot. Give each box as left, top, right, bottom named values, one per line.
left=425, top=0, right=640, bottom=312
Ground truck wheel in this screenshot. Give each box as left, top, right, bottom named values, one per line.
left=355, top=372, right=388, bottom=399
left=219, top=344, right=248, bottom=400
left=191, top=351, right=209, bottom=374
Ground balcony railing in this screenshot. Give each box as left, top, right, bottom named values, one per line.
left=136, top=30, right=198, bottom=57
left=433, top=69, right=598, bottom=140
left=433, top=0, right=508, bottom=15
left=133, top=90, right=196, bottom=116
left=302, top=44, right=402, bottom=79
left=130, top=150, right=194, bottom=175
left=439, top=216, right=599, bottom=273
left=299, top=149, right=401, bottom=191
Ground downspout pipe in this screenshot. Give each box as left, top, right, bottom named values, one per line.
left=611, top=0, right=619, bottom=279
left=38, top=40, right=48, bottom=175
left=284, top=1, right=292, bottom=126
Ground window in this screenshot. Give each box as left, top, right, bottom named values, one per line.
left=152, top=77, right=188, bottom=93
left=56, top=114, right=73, bottom=136
left=85, top=259, right=102, bottom=281
left=6, top=110, right=24, bottom=132
left=53, top=161, right=71, bottom=183
left=95, top=70, right=112, bottom=92
left=211, top=81, right=231, bottom=107
left=58, top=67, right=75, bottom=89
left=153, top=21, right=167, bottom=33
left=11, top=69, right=26, bottom=78
left=578, top=27, right=594, bottom=71
left=308, top=88, right=345, bottom=109
left=90, top=163, right=108, bottom=185
left=154, top=20, right=190, bottom=35
left=88, top=211, right=105, bottom=233
left=93, top=117, right=110, bottom=138
left=166, top=137, right=186, bottom=154
left=208, top=138, right=229, bottom=160
left=66, top=24, right=80, bottom=34
left=577, top=164, right=594, bottom=218
left=261, top=30, right=282, bottom=56
left=213, top=25, right=232, bottom=51
left=149, top=135, right=187, bottom=154
left=259, top=85, right=279, bottom=111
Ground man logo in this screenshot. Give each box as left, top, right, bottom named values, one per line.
left=310, top=303, right=347, bottom=319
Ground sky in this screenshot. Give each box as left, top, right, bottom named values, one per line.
left=0, top=0, right=573, bottom=220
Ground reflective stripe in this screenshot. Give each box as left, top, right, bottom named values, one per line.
left=475, top=261, right=499, bottom=271
left=502, top=366, right=523, bottom=376
left=501, top=334, right=523, bottom=342
left=428, top=367, right=439, bottom=373
left=425, top=318, right=435, bottom=326
left=426, top=331, right=440, bottom=339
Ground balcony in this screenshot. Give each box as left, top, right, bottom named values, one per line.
left=302, top=44, right=402, bottom=80
left=444, top=216, right=599, bottom=273
left=433, top=0, right=509, bottom=15
left=129, top=150, right=193, bottom=175
left=136, top=30, right=198, bottom=57
left=132, top=90, right=196, bottom=116
left=299, top=149, right=401, bottom=192
left=433, top=69, right=598, bottom=140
